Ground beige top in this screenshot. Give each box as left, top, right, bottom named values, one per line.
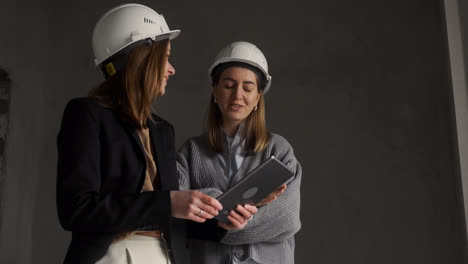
left=137, top=127, right=158, bottom=192
left=114, top=127, right=161, bottom=242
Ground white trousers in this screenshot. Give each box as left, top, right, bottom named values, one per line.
left=96, top=235, right=172, bottom=264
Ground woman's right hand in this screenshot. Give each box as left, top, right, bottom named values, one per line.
left=169, top=190, right=223, bottom=223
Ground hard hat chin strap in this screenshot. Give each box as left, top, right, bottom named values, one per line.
left=100, top=38, right=153, bottom=79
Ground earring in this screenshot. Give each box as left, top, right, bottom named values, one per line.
left=214, top=97, right=217, bottom=103
left=254, top=105, right=258, bottom=111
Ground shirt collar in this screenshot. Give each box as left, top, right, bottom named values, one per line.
left=222, top=123, right=245, bottom=141
left=222, top=123, right=246, bottom=150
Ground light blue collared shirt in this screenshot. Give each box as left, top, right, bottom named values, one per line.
left=215, top=126, right=259, bottom=264
left=216, top=127, right=247, bottom=184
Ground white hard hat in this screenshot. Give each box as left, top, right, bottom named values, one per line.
left=92, top=3, right=180, bottom=66
left=208, top=41, right=272, bottom=94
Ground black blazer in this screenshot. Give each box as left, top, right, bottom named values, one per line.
left=56, top=97, right=188, bottom=264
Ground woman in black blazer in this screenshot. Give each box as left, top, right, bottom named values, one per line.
left=56, top=4, right=224, bottom=264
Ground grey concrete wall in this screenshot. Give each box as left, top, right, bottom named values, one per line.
left=444, top=0, right=468, bottom=238
left=0, top=0, right=50, bottom=262
left=0, top=0, right=467, bottom=263
left=0, top=69, right=10, bottom=234
left=456, top=0, right=468, bottom=239
left=461, top=0, right=468, bottom=81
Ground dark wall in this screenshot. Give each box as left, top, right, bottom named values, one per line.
left=457, top=0, right=468, bottom=236
left=0, top=0, right=466, bottom=263
left=0, top=69, right=10, bottom=231
left=461, top=0, right=468, bottom=84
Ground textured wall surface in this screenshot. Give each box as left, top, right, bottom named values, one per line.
left=444, top=0, right=468, bottom=235
left=0, top=69, right=9, bottom=173
left=0, top=69, right=10, bottom=230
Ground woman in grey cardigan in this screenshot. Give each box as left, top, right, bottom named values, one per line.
left=177, top=41, right=302, bottom=264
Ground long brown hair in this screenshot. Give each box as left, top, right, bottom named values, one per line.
left=89, top=39, right=169, bottom=128
left=206, top=74, right=269, bottom=154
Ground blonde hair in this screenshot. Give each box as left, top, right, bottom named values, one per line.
left=206, top=76, right=269, bottom=154
left=89, top=39, right=169, bottom=128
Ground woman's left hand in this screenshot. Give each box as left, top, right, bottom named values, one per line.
left=256, top=183, right=287, bottom=207
left=217, top=204, right=258, bottom=230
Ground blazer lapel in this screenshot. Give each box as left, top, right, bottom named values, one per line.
left=120, top=114, right=177, bottom=191
left=148, top=119, right=161, bottom=173
left=148, top=118, right=176, bottom=191
left=120, top=117, right=145, bottom=157
left=118, top=116, right=147, bottom=190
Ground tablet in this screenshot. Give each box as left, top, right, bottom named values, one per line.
left=215, top=155, right=294, bottom=224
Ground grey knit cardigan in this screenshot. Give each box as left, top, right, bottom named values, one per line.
left=177, top=133, right=302, bottom=264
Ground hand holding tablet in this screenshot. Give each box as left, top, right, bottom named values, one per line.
left=215, top=156, right=294, bottom=224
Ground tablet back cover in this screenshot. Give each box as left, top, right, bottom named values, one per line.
left=215, top=156, right=294, bottom=223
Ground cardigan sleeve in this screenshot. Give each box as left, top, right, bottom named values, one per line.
left=56, top=99, right=171, bottom=233
left=176, top=139, right=227, bottom=241
left=176, top=140, right=223, bottom=198
left=220, top=135, right=302, bottom=245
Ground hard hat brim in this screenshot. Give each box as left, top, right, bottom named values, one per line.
left=153, top=29, right=181, bottom=42
left=208, top=57, right=272, bottom=94
left=94, top=29, right=181, bottom=66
